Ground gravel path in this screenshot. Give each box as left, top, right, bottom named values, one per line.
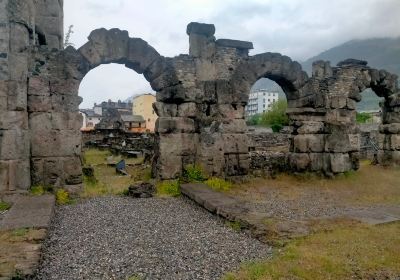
left=35, top=196, right=270, bottom=280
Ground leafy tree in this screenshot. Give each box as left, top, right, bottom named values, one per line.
left=259, top=100, right=289, bottom=132
left=356, top=112, right=372, bottom=124
left=246, top=113, right=261, bottom=126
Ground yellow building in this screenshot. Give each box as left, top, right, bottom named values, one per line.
left=132, top=93, right=157, bottom=132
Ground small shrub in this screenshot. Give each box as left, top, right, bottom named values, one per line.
left=156, top=180, right=181, bottom=197
left=0, top=200, right=11, bottom=211
left=56, top=189, right=71, bottom=205
left=30, top=185, right=53, bottom=196
left=259, top=99, right=289, bottom=131
left=226, top=221, right=243, bottom=232
left=356, top=112, right=372, bottom=124
left=183, top=164, right=206, bottom=182
left=271, top=123, right=283, bottom=133
left=205, top=177, right=233, bottom=192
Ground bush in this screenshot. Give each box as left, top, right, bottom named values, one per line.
left=56, top=189, right=71, bottom=205
left=356, top=112, right=372, bottom=123
left=183, top=164, right=206, bottom=182
left=156, top=180, right=181, bottom=197
left=259, top=100, right=289, bottom=132
left=205, top=177, right=233, bottom=192
left=246, top=113, right=261, bottom=126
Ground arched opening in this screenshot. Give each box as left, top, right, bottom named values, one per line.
left=78, top=63, right=157, bottom=195
left=246, top=77, right=287, bottom=133
left=356, top=88, right=385, bottom=162
left=78, top=63, right=155, bottom=133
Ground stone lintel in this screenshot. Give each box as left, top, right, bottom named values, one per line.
left=186, top=22, right=215, bottom=36
left=216, top=39, right=253, bottom=50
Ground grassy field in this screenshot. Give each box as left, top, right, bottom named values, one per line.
left=82, top=149, right=151, bottom=198
left=231, top=161, right=400, bottom=206
left=224, top=161, right=400, bottom=280
left=224, top=222, right=400, bottom=280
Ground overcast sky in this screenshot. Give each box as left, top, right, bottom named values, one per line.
left=64, top=0, right=400, bottom=108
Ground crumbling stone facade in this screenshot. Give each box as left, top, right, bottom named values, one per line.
left=1, top=1, right=400, bottom=192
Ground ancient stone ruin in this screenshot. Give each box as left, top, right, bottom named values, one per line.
left=1, top=0, right=400, bottom=192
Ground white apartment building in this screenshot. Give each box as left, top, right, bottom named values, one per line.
left=245, top=89, right=279, bottom=116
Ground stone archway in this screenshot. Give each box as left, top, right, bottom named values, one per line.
left=28, top=28, right=181, bottom=190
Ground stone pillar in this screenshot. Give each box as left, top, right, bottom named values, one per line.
left=378, top=93, right=400, bottom=164
left=0, top=0, right=34, bottom=191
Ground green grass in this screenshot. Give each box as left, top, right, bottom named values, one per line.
left=226, top=221, right=243, bottom=232
left=205, top=177, right=233, bottom=192
left=0, top=200, right=11, bottom=211
left=156, top=180, right=181, bottom=197
left=55, top=189, right=72, bottom=205
left=11, top=229, right=29, bottom=237
left=81, top=149, right=152, bottom=198
left=224, top=222, right=400, bottom=280
left=183, top=164, right=206, bottom=182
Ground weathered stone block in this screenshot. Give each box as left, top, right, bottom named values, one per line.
left=0, top=129, right=29, bottom=160
left=28, top=76, right=50, bottom=96
left=29, top=112, right=82, bottom=131
left=224, top=153, right=250, bottom=176
left=153, top=102, right=177, bottom=117
left=158, top=133, right=199, bottom=156
left=309, top=153, right=330, bottom=172
left=383, top=111, right=400, bottom=124
left=293, top=134, right=325, bottom=153
left=211, top=104, right=245, bottom=119
left=325, top=132, right=358, bottom=153
left=218, top=119, right=247, bottom=133
left=178, top=102, right=198, bottom=117
left=63, top=157, right=83, bottom=185
left=289, top=153, right=310, bottom=171
left=0, top=111, right=27, bottom=129
left=296, top=121, right=325, bottom=134
left=31, top=130, right=81, bottom=157
left=28, top=94, right=52, bottom=112
left=9, top=22, right=29, bottom=53
left=222, top=134, right=249, bottom=154
left=330, top=153, right=352, bottom=173
left=156, top=117, right=195, bottom=133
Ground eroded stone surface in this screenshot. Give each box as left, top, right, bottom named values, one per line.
left=1, top=3, right=400, bottom=190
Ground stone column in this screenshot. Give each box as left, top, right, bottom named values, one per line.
left=0, top=0, right=34, bottom=191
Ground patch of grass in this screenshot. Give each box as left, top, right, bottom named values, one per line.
left=226, top=221, right=243, bottom=232
left=156, top=180, right=181, bottom=197
left=232, top=161, right=400, bottom=205
left=30, top=185, right=53, bottom=196
left=83, top=148, right=111, bottom=166
left=205, top=177, right=233, bottom=192
left=224, top=222, right=400, bottom=280
left=183, top=164, right=206, bottom=182
left=11, top=228, right=29, bottom=237
left=55, top=189, right=71, bottom=205
left=0, top=200, right=11, bottom=211
left=127, top=276, right=141, bottom=280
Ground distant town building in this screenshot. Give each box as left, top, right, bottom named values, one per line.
left=80, top=109, right=102, bottom=131
left=132, top=94, right=157, bottom=132
left=245, top=89, right=279, bottom=116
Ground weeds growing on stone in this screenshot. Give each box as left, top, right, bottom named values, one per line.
left=226, top=221, right=243, bottom=232
left=205, top=177, right=233, bottom=192
left=182, top=164, right=206, bottom=182
left=0, top=200, right=11, bottom=211
left=156, top=180, right=181, bottom=197
left=30, top=185, right=53, bottom=196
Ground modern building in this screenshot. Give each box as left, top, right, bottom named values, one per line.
left=132, top=94, right=157, bottom=132
left=245, top=89, right=279, bottom=116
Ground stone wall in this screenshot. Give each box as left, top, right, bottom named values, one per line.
left=1, top=1, right=400, bottom=191
left=0, top=0, right=35, bottom=191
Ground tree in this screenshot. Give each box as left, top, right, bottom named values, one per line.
left=259, top=100, right=289, bottom=132
left=246, top=113, right=261, bottom=126
left=356, top=112, right=372, bottom=124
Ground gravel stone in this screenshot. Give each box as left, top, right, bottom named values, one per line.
left=35, top=196, right=270, bottom=280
